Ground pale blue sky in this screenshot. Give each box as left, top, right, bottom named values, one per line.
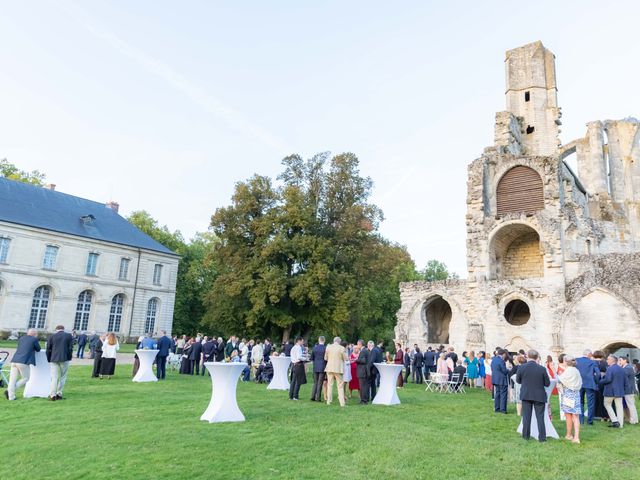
left=1, top=1, right=638, bottom=275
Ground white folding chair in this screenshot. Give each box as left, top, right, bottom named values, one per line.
left=446, top=373, right=460, bottom=393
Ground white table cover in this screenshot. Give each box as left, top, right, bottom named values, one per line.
left=201, top=362, right=247, bottom=423
left=267, top=356, right=291, bottom=390
left=133, top=349, right=159, bottom=382
left=372, top=363, right=403, bottom=405
left=517, top=378, right=559, bottom=439
left=24, top=351, right=51, bottom=398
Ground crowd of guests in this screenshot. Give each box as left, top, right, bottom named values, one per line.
left=6, top=326, right=640, bottom=444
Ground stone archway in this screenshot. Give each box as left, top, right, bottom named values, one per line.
left=422, top=295, right=452, bottom=344
left=489, top=223, right=543, bottom=280
left=602, top=342, right=640, bottom=363
left=562, top=288, right=640, bottom=356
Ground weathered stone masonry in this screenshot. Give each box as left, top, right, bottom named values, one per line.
left=395, top=41, right=640, bottom=358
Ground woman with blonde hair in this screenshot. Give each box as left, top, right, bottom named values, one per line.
left=99, top=333, right=120, bottom=379
left=557, top=355, right=583, bottom=444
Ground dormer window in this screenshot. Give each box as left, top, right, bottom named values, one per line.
left=80, top=214, right=96, bottom=225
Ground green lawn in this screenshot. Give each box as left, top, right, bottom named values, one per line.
left=1, top=367, right=638, bottom=479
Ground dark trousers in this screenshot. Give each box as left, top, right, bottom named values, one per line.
left=404, top=366, right=411, bottom=383
left=311, top=372, right=325, bottom=401
left=414, top=368, right=424, bottom=384
left=494, top=384, right=508, bottom=412
left=190, top=359, right=200, bottom=375
left=425, top=365, right=436, bottom=380
left=579, top=387, right=596, bottom=424
left=521, top=400, right=546, bottom=441
left=369, top=373, right=377, bottom=400
left=156, top=355, right=167, bottom=379
left=77, top=344, right=85, bottom=358
left=358, top=376, right=369, bottom=403
left=289, top=377, right=302, bottom=399
left=92, top=352, right=103, bottom=378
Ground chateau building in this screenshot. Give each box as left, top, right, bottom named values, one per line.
left=0, top=178, right=179, bottom=338
left=395, top=41, right=640, bottom=358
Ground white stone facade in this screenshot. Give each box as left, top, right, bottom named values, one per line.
left=0, top=222, right=178, bottom=338
left=395, top=41, right=640, bottom=359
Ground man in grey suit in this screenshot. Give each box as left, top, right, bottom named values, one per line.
left=46, top=325, right=74, bottom=401
left=5, top=328, right=40, bottom=401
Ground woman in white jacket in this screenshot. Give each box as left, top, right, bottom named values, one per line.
left=99, top=333, right=120, bottom=379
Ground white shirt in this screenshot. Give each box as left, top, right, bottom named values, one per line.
left=102, top=341, right=119, bottom=359
left=290, top=344, right=305, bottom=363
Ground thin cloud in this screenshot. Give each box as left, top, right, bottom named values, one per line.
left=55, top=1, right=291, bottom=153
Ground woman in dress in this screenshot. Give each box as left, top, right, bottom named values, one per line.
left=176, top=335, right=186, bottom=355
left=132, top=335, right=144, bottom=377
left=465, top=351, right=479, bottom=388
left=556, top=353, right=567, bottom=421
left=349, top=345, right=360, bottom=395
left=341, top=341, right=352, bottom=399
left=510, top=355, right=524, bottom=416
left=484, top=354, right=493, bottom=392
left=477, top=351, right=486, bottom=388
left=546, top=355, right=558, bottom=396
left=394, top=343, right=404, bottom=388
left=557, top=355, right=583, bottom=444
left=179, top=338, right=193, bottom=374
left=99, top=333, right=119, bottom=379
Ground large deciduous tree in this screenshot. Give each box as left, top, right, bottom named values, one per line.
left=1, top=158, right=46, bottom=185
left=204, top=152, right=418, bottom=344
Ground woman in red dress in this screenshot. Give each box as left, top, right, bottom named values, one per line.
left=394, top=343, right=405, bottom=387
left=349, top=345, right=360, bottom=394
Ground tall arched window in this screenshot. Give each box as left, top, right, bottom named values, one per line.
left=74, top=290, right=93, bottom=331
left=108, top=294, right=124, bottom=332
left=29, top=285, right=51, bottom=329
left=496, top=166, right=544, bottom=216
left=145, top=298, right=158, bottom=333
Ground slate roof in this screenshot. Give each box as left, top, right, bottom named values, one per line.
left=0, top=177, right=177, bottom=256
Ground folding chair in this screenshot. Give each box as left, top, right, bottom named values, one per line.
left=446, top=373, right=460, bottom=393
left=458, top=374, right=468, bottom=394
left=0, top=351, right=9, bottom=387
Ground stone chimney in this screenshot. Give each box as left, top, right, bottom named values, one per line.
left=46, top=183, right=56, bottom=191
left=106, top=201, right=120, bottom=213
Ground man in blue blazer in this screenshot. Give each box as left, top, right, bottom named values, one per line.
left=309, top=336, right=327, bottom=402
left=5, top=329, right=41, bottom=401
left=491, top=349, right=509, bottom=413
left=156, top=330, right=172, bottom=380
left=600, top=355, right=626, bottom=428
left=575, top=349, right=600, bottom=425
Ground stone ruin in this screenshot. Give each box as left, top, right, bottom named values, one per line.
left=395, top=41, right=640, bottom=358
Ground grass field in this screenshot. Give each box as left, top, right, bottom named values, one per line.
left=1, top=367, right=639, bottom=480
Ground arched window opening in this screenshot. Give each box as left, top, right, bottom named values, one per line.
left=496, top=166, right=544, bottom=216
left=29, top=286, right=51, bottom=329
left=145, top=298, right=158, bottom=334
left=74, top=290, right=93, bottom=331
left=422, top=296, right=452, bottom=343
left=108, top=294, right=124, bottom=332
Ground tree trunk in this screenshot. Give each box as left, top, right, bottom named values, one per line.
left=282, top=325, right=292, bottom=344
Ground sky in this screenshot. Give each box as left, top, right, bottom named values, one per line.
left=1, top=1, right=639, bottom=275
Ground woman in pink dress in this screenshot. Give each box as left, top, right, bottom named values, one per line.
left=349, top=346, right=360, bottom=394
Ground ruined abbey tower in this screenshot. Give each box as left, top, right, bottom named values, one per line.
left=395, top=41, right=640, bottom=357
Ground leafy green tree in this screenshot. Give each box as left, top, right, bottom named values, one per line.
left=0, top=158, right=46, bottom=185
left=419, top=259, right=459, bottom=282
left=204, top=152, right=418, bottom=344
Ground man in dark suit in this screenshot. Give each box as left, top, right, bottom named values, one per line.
left=491, top=349, right=509, bottom=413
left=367, top=340, right=383, bottom=400
left=355, top=340, right=370, bottom=404
left=200, top=336, right=216, bottom=376
left=6, top=328, right=41, bottom=401
left=262, top=339, right=272, bottom=361
left=403, top=347, right=411, bottom=384
left=309, top=336, right=327, bottom=402
left=46, top=325, right=73, bottom=401
left=446, top=347, right=458, bottom=366
left=412, top=347, right=424, bottom=384
left=189, top=338, right=203, bottom=375
left=88, top=331, right=100, bottom=359
left=516, top=350, right=550, bottom=441
left=575, top=349, right=599, bottom=425
left=76, top=332, right=88, bottom=359
left=424, top=347, right=437, bottom=380
left=92, top=334, right=105, bottom=378
left=600, top=354, right=626, bottom=428
left=156, top=330, right=172, bottom=380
